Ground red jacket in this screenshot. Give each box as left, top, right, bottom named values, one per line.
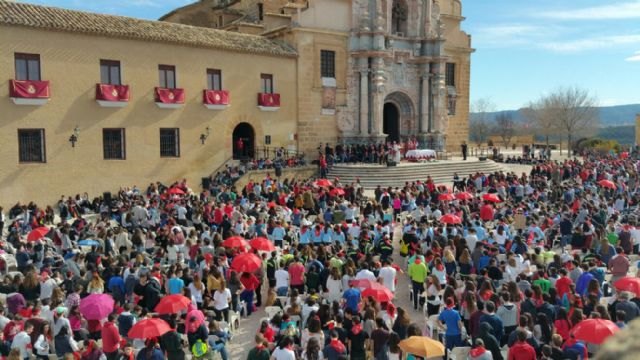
left=508, top=341, right=536, bottom=360
left=101, top=321, right=121, bottom=353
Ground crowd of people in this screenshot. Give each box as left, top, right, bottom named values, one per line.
left=0, top=149, right=638, bottom=360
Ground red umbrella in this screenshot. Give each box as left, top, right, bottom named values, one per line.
left=222, top=236, right=249, bottom=249
left=440, top=214, right=462, bottom=224
left=330, top=188, right=346, bottom=197
left=250, top=237, right=276, bottom=252
left=362, top=283, right=394, bottom=302
left=231, top=252, right=262, bottom=273
left=79, top=294, right=114, bottom=320
left=186, top=309, right=206, bottom=332
left=571, top=318, right=619, bottom=344
left=614, top=277, right=640, bottom=297
left=167, top=187, right=185, bottom=195
left=314, top=179, right=332, bottom=187
left=26, top=227, right=50, bottom=241
left=349, top=279, right=378, bottom=289
left=598, top=180, right=616, bottom=189
left=438, top=193, right=455, bottom=202
left=154, top=294, right=191, bottom=315
left=482, top=193, right=502, bottom=203
left=128, top=318, right=172, bottom=339
left=455, top=192, right=474, bottom=201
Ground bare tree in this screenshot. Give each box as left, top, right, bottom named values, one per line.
left=545, top=87, right=599, bottom=153
left=469, top=98, right=495, bottom=146
left=494, top=112, right=516, bottom=147
left=520, top=97, right=558, bottom=147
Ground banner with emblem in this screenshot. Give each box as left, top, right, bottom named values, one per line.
left=155, top=87, right=185, bottom=104
left=96, top=84, right=130, bottom=102
left=203, top=90, right=230, bottom=105
left=258, top=93, right=280, bottom=107
left=10, top=80, right=50, bottom=98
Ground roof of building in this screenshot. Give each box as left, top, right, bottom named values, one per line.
left=0, top=0, right=297, bottom=58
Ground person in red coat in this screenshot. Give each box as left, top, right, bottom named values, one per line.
left=101, top=313, right=121, bottom=360
left=508, top=329, right=536, bottom=360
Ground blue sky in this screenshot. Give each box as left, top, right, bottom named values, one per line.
left=22, top=0, right=640, bottom=110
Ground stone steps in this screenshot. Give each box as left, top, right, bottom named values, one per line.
left=327, top=160, right=505, bottom=188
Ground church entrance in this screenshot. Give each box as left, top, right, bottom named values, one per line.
left=383, top=102, right=401, bottom=143
left=232, top=122, right=255, bottom=160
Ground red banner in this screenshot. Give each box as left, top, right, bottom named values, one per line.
left=155, top=87, right=185, bottom=104
left=203, top=90, right=230, bottom=105
left=10, top=80, right=50, bottom=99
left=96, top=84, right=130, bottom=102
left=258, top=93, right=280, bottom=107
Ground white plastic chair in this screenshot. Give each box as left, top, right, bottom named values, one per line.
left=448, top=346, right=471, bottom=360
left=265, top=306, right=282, bottom=319
left=228, top=310, right=239, bottom=331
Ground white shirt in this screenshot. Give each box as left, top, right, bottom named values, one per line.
left=40, top=278, right=57, bottom=300
left=355, top=269, right=376, bottom=282
left=188, top=282, right=205, bottom=303
left=271, top=347, right=296, bottom=360
left=213, top=288, right=231, bottom=310
left=275, top=269, right=290, bottom=289
left=11, top=331, right=31, bottom=359
left=378, top=266, right=397, bottom=292
left=465, top=234, right=478, bottom=251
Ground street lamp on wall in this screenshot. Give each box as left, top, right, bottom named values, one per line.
left=200, top=126, right=210, bottom=145
left=69, top=126, right=80, bottom=147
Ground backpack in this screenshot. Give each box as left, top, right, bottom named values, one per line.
left=191, top=339, right=209, bottom=357
left=400, top=241, right=409, bottom=257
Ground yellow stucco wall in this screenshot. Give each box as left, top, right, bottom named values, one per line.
left=0, top=26, right=297, bottom=207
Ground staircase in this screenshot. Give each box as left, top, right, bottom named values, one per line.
left=327, top=160, right=505, bottom=189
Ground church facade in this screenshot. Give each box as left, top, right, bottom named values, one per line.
left=0, top=0, right=470, bottom=206
left=162, top=0, right=473, bottom=154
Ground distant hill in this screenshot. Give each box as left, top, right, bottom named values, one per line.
left=471, top=104, right=640, bottom=127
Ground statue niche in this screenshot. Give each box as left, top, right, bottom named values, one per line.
left=391, top=0, right=408, bottom=36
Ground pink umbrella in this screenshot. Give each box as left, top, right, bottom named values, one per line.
left=167, top=187, right=185, bottom=195
left=79, top=294, right=114, bottom=320
left=186, top=309, right=205, bottom=332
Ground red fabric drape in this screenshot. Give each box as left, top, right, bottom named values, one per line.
left=155, top=87, right=185, bottom=104
left=258, top=92, right=280, bottom=107
left=10, top=80, right=50, bottom=98
left=96, top=84, right=130, bottom=101
left=203, top=89, right=229, bottom=105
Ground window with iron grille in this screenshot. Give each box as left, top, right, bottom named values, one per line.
left=158, top=65, right=176, bottom=89
left=207, top=69, right=222, bottom=91
left=18, top=129, right=46, bottom=163
left=261, top=73, right=273, bottom=93
left=100, top=60, right=121, bottom=85
left=320, top=50, right=336, bottom=78
left=15, top=53, right=41, bottom=81
left=445, top=63, right=456, bottom=87
left=103, top=128, right=126, bottom=160
left=160, top=128, right=180, bottom=158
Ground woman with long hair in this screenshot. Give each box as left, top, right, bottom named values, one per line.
left=388, top=331, right=402, bottom=360
left=188, top=274, right=206, bottom=308
left=326, top=267, right=343, bottom=303
left=534, top=313, right=552, bottom=345
left=553, top=307, right=571, bottom=342
left=301, top=336, right=323, bottom=360
left=20, top=271, right=41, bottom=302
left=392, top=307, right=411, bottom=340
left=81, top=339, right=104, bottom=360
left=227, top=271, right=244, bottom=313
left=458, top=249, right=473, bottom=279
left=426, top=275, right=442, bottom=316
left=301, top=317, right=325, bottom=350
left=34, top=323, right=52, bottom=359
left=86, top=272, right=104, bottom=294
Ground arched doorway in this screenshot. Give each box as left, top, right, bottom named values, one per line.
left=383, top=103, right=401, bottom=143
left=232, top=122, right=255, bottom=160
